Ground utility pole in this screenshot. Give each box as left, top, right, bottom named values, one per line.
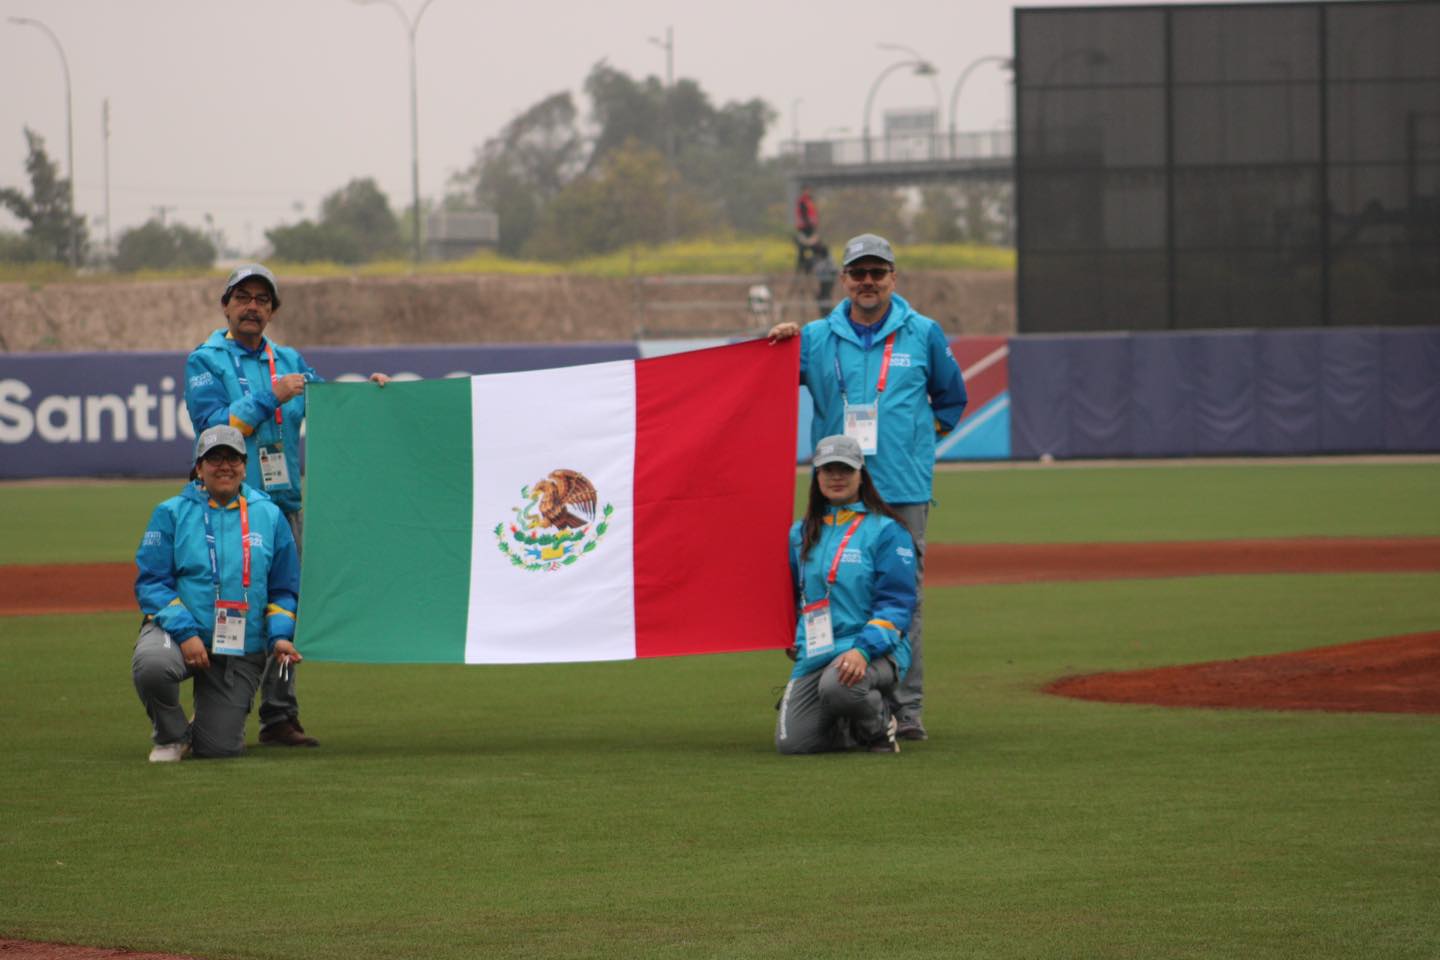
left=102, top=99, right=112, bottom=259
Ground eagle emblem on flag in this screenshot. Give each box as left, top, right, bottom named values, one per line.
left=494, top=468, right=614, bottom=572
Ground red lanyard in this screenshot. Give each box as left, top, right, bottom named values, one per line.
left=203, top=494, right=250, bottom=596
left=238, top=496, right=251, bottom=589
left=825, top=515, right=865, bottom=586
left=264, top=344, right=282, bottom=426
left=875, top=334, right=896, bottom=393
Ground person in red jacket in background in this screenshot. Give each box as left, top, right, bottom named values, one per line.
left=794, top=185, right=821, bottom=273
left=795, top=185, right=819, bottom=238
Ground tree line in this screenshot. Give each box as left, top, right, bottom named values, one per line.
left=1, top=63, right=1011, bottom=273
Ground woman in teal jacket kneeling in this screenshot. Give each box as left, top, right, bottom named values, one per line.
left=776, top=434, right=918, bottom=755
left=131, top=425, right=301, bottom=762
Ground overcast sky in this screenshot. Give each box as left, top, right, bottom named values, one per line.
left=2, top=0, right=1133, bottom=255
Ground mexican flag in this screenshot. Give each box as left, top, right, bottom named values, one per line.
left=296, top=339, right=800, bottom=664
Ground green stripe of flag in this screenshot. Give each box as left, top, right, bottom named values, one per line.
left=299, top=377, right=473, bottom=662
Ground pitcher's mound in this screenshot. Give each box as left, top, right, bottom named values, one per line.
left=1045, top=631, right=1440, bottom=714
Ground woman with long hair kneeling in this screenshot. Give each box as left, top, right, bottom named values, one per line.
left=776, top=435, right=917, bottom=754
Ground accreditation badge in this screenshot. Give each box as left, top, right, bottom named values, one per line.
left=801, top=598, right=835, bottom=658
left=212, top=600, right=248, bottom=656
left=258, top=442, right=291, bottom=489
left=843, top=402, right=879, bottom=455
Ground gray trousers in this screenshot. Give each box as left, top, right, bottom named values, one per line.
left=131, top=621, right=264, bottom=758
left=258, top=509, right=301, bottom=730
left=888, top=501, right=929, bottom=727
left=775, top=655, right=899, bottom=755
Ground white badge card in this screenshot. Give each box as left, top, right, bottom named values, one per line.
left=843, top=402, right=879, bottom=455
left=801, top=598, right=835, bottom=658
left=212, top=600, right=248, bottom=656
left=258, top=442, right=290, bottom=489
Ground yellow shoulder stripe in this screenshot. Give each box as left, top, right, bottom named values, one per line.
left=867, top=619, right=898, bottom=632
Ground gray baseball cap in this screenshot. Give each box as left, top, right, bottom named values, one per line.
left=194, top=425, right=247, bottom=461
left=813, top=434, right=864, bottom=470
left=221, top=263, right=280, bottom=308
left=841, top=233, right=895, bottom=267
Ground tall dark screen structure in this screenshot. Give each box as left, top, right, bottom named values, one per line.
left=1016, top=1, right=1440, bottom=332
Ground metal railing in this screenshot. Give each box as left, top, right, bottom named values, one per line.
left=781, top=128, right=1014, bottom=168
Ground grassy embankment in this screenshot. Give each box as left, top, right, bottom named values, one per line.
left=0, top=237, right=1014, bottom=287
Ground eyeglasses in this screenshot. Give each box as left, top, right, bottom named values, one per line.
left=201, top=449, right=245, bottom=465
left=844, top=266, right=892, bottom=282
left=230, top=291, right=273, bottom=307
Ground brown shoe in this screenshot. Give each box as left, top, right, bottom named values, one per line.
left=259, top=720, right=319, bottom=747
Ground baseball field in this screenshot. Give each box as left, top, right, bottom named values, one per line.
left=1, top=459, right=1438, bottom=959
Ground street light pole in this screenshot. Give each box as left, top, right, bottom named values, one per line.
left=863, top=56, right=938, bottom=163
left=948, top=55, right=1012, bottom=158
left=648, top=26, right=676, bottom=241
left=878, top=43, right=942, bottom=157
left=352, top=0, right=438, bottom=264
left=9, top=16, right=77, bottom=267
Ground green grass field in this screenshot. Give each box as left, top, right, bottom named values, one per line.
left=2, top=461, right=1438, bottom=959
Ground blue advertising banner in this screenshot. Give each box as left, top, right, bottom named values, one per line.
left=0, top=342, right=638, bottom=479
left=1009, top=327, right=1440, bottom=459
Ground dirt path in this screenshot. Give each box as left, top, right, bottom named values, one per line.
left=922, top=537, right=1440, bottom=585
left=5, top=537, right=1438, bottom=616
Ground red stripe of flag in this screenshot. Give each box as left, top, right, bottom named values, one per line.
left=632, top=339, right=800, bottom=658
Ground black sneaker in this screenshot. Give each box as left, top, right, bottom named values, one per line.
left=895, top=722, right=928, bottom=742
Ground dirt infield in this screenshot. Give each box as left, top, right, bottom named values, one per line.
left=922, top=537, right=1440, bottom=586
left=5, top=537, right=1438, bottom=616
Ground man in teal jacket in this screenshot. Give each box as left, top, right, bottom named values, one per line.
left=132, top=425, right=301, bottom=761
left=769, top=234, right=968, bottom=741
left=184, top=264, right=388, bottom=747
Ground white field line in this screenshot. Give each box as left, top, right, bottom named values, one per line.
left=961, top=344, right=1008, bottom=381
left=937, top=396, right=1010, bottom=455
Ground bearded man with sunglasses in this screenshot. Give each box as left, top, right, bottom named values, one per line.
left=184, top=264, right=388, bottom=749
left=768, top=233, right=967, bottom=742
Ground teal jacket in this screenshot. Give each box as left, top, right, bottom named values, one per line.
left=788, top=502, right=917, bottom=681
left=185, top=329, right=321, bottom=516
left=134, top=481, right=299, bottom=655
left=798, top=294, right=968, bottom=504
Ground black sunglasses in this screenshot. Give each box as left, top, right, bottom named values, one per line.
left=845, top=266, right=892, bottom=281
